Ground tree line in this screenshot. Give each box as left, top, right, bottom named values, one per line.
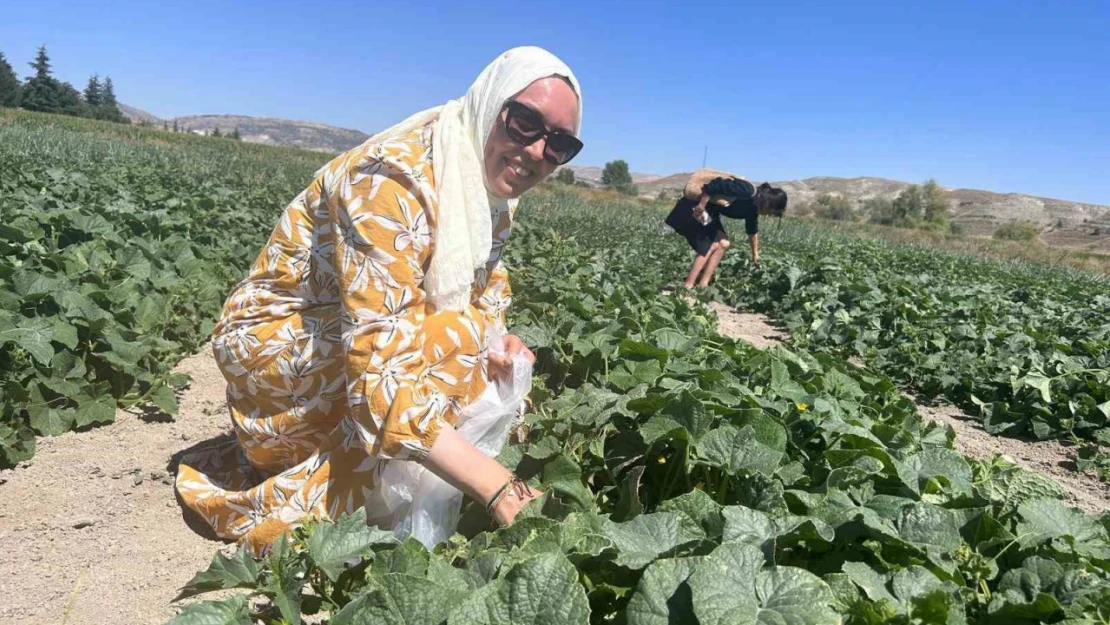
left=804, top=179, right=956, bottom=233
left=0, top=45, right=127, bottom=124
left=552, top=160, right=640, bottom=196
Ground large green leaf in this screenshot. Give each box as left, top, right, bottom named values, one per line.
left=175, top=549, right=262, bottom=600
left=603, top=511, right=706, bottom=570
left=694, top=424, right=784, bottom=476
left=166, top=594, right=252, bottom=625
left=896, top=448, right=973, bottom=497
left=447, top=553, right=590, bottom=625
left=626, top=556, right=702, bottom=625
left=659, top=490, right=724, bottom=538
left=3, top=318, right=55, bottom=365
left=331, top=574, right=465, bottom=625
left=1017, top=499, right=1110, bottom=558
left=689, top=542, right=839, bottom=625
left=305, top=509, right=397, bottom=581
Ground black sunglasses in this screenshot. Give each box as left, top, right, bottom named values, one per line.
left=502, top=100, right=583, bottom=165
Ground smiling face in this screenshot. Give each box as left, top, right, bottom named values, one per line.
left=483, top=76, right=580, bottom=198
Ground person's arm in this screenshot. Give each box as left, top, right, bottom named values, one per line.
left=327, top=156, right=535, bottom=523
left=474, top=260, right=535, bottom=379
left=692, top=193, right=711, bottom=222
left=425, top=427, right=536, bottom=525
left=745, top=211, right=760, bottom=264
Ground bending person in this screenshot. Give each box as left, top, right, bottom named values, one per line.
left=665, top=175, right=787, bottom=288
left=176, top=47, right=583, bottom=554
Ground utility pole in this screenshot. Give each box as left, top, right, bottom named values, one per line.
left=702, top=146, right=707, bottom=168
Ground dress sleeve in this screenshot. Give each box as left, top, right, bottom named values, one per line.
left=473, top=261, right=512, bottom=334
left=325, top=158, right=453, bottom=462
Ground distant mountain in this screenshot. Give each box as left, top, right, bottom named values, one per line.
left=567, top=166, right=1110, bottom=251
left=173, top=115, right=369, bottom=153
left=120, top=105, right=369, bottom=153
left=564, top=166, right=663, bottom=187
left=118, top=104, right=163, bottom=125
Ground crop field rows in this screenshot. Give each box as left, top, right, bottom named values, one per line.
left=1, top=111, right=1108, bottom=624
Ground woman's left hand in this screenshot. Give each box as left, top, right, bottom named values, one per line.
left=488, top=334, right=535, bottom=382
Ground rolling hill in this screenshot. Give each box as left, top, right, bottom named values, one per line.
left=567, top=166, right=1110, bottom=250
left=120, top=105, right=369, bottom=153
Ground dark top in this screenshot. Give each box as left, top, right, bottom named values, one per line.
left=665, top=177, right=759, bottom=255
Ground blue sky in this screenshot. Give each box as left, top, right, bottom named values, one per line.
left=3, top=0, right=1108, bottom=203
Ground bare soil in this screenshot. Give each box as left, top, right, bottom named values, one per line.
left=0, top=352, right=232, bottom=625
left=709, top=302, right=1110, bottom=515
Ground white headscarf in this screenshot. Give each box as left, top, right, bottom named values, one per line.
left=360, top=46, right=583, bottom=312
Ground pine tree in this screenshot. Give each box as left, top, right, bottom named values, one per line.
left=83, top=74, right=102, bottom=107
left=230, top=126, right=241, bottom=140
left=97, top=76, right=126, bottom=123
left=162, top=120, right=168, bottom=131
left=210, top=127, right=222, bottom=138
left=21, top=45, right=63, bottom=113
left=56, top=81, right=83, bottom=116
left=172, top=119, right=179, bottom=132
left=0, top=52, right=21, bottom=108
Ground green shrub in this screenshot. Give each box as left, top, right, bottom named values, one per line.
left=993, top=221, right=1041, bottom=241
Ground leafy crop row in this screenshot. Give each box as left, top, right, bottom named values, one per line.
left=171, top=193, right=1110, bottom=624
left=0, top=109, right=322, bottom=465
left=704, top=221, right=1110, bottom=471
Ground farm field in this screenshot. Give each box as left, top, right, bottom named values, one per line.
left=1, top=110, right=1109, bottom=624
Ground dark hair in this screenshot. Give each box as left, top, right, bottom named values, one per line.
left=754, top=182, right=788, bottom=217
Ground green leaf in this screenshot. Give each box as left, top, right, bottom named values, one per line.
left=305, top=509, right=397, bottom=581
left=651, top=328, right=694, bottom=352
left=694, top=424, right=783, bottom=476
left=52, top=319, right=79, bottom=349
left=898, top=502, right=963, bottom=553
left=841, top=561, right=897, bottom=604
left=1017, top=499, right=1110, bottom=557
left=612, top=465, right=645, bottom=521
left=626, top=556, right=702, bottom=625
left=896, top=448, right=973, bottom=497
left=3, top=318, right=55, bottom=365
left=659, top=490, right=724, bottom=538
left=609, top=359, right=663, bottom=391
left=985, top=463, right=1065, bottom=517
left=175, top=549, right=262, bottom=600
left=447, top=553, right=590, bottom=625
left=689, top=542, right=839, bottom=625
left=1021, top=374, right=1053, bottom=403
left=166, top=594, right=252, bottom=625
left=74, top=395, right=116, bottom=428
left=331, top=574, right=464, bottom=625
left=264, top=533, right=305, bottom=625
left=603, top=511, right=706, bottom=570
left=372, top=537, right=431, bottom=577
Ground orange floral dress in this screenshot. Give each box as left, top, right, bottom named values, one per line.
left=175, top=126, right=514, bottom=552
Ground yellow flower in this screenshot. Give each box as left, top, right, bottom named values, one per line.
left=657, top=455, right=667, bottom=464
left=795, top=402, right=809, bottom=412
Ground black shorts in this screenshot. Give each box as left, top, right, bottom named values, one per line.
left=665, top=198, right=727, bottom=256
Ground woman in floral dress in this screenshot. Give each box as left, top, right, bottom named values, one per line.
left=176, top=47, right=583, bottom=553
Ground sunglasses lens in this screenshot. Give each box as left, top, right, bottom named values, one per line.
left=505, top=105, right=544, bottom=143
left=504, top=101, right=583, bottom=165
left=545, top=134, right=584, bottom=165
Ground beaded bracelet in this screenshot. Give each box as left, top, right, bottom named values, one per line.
left=485, top=474, right=518, bottom=517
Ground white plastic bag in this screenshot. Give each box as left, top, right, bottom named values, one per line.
left=369, top=327, right=532, bottom=548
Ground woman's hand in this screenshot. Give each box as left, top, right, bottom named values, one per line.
left=490, top=480, right=542, bottom=526
left=488, top=334, right=535, bottom=382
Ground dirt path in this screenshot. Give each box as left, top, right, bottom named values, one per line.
left=708, top=301, right=1110, bottom=515
left=0, top=352, right=231, bottom=625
